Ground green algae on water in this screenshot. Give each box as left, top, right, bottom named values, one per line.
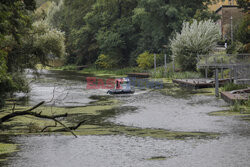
left=0, top=143, right=17, bottom=155
left=1, top=95, right=218, bottom=140
left=0, top=142, right=18, bottom=162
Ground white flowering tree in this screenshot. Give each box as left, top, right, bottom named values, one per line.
left=170, top=19, right=221, bottom=71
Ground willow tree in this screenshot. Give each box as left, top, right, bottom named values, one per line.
left=170, top=19, right=221, bottom=71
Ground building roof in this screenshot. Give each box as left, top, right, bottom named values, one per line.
left=215, top=5, right=239, bottom=13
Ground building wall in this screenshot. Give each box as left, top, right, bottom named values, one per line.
left=218, top=7, right=244, bottom=38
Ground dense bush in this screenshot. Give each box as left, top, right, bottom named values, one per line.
left=136, top=52, right=154, bottom=69
left=95, top=54, right=119, bottom=69
left=226, top=41, right=244, bottom=54
left=136, top=52, right=162, bottom=70
left=171, top=19, right=221, bottom=71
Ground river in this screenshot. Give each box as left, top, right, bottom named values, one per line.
left=1, top=70, right=250, bottom=167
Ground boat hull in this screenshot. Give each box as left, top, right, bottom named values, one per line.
left=107, top=89, right=135, bottom=95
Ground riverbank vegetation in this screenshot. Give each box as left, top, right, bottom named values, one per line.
left=0, top=0, right=249, bottom=142
left=209, top=100, right=250, bottom=117
left=1, top=0, right=249, bottom=107
left=0, top=0, right=65, bottom=107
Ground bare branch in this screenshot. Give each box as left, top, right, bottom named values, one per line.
left=0, top=101, right=78, bottom=138
left=41, top=122, right=57, bottom=132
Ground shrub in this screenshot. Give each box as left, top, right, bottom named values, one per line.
left=95, top=54, right=118, bottom=69
left=136, top=52, right=161, bottom=69
left=136, top=52, right=154, bottom=69
left=226, top=41, right=244, bottom=54
left=170, top=19, right=221, bottom=71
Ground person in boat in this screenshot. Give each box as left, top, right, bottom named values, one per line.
left=107, top=78, right=135, bottom=94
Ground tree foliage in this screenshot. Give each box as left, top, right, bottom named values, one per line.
left=236, top=0, right=249, bottom=12
left=171, top=19, right=221, bottom=71
left=0, top=0, right=36, bottom=107
left=136, top=52, right=157, bottom=69
left=236, top=15, right=250, bottom=45
left=50, top=0, right=219, bottom=66
left=0, top=0, right=65, bottom=107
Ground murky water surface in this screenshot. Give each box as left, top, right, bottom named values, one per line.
left=111, top=93, right=250, bottom=133
left=25, top=69, right=108, bottom=106
left=1, top=70, right=250, bottom=167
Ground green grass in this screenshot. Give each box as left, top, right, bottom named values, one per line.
left=45, top=62, right=202, bottom=80
left=48, top=65, right=146, bottom=77
left=150, top=66, right=201, bottom=79
left=209, top=100, right=250, bottom=116
left=221, top=83, right=248, bottom=91
left=80, top=66, right=145, bottom=77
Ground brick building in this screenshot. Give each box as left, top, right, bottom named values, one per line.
left=215, top=5, right=244, bottom=39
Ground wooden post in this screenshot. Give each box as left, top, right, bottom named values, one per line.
left=154, top=54, right=156, bottom=73
left=221, top=58, right=224, bottom=79
left=164, top=54, right=167, bottom=74
left=172, top=56, right=175, bottom=72
left=233, top=66, right=237, bottom=84
left=205, top=56, right=208, bottom=78
left=229, top=69, right=232, bottom=83
left=229, top=59, right=233, bottom=83
left=213, top=57, right=216, bottom=64
left=215, top=68, right=219, bottom=97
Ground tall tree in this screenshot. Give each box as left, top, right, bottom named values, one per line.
left=236, top=0, right=249, bottom=12
left=0, top=0, right=65, bottom=107
left=0, top=0, right=36, bottom=106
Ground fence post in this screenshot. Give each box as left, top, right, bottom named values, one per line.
left=213, top=57, right=216, bottom=64
left=221, top=58, right=224, bottom=79
left=233, top=65, right=237, bottom=84
left=205, top=55, right=208, bottom=78
left=164, top=54, right=167, bottom=74
left=172, top=56, right=175, bottom=72
left=154, top=54, right=156, bottom=73
left=215, top=68, right=219, bottom=97
left=229, top=59, right=233, bottom=83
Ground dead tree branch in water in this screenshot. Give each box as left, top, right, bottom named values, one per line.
left=0, top=101, right=78, bottom=138
left=53, top=120, right=86, bottom=132
left=41, top=122, right=57, bottom=132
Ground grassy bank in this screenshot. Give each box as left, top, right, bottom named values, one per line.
left=39, top=63, right=202, bottom=79
left=79, top=66, right=145, bottom=77
left=209, top=100, right=250, bottom=122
